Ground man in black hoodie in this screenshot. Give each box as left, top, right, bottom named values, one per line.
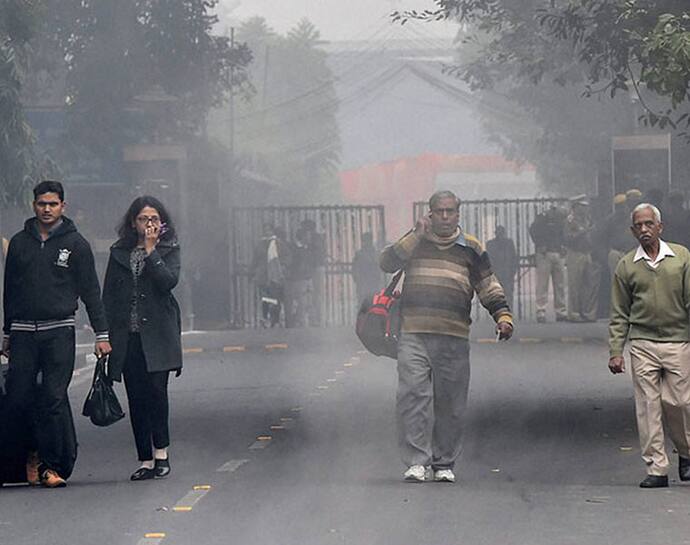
left=1, top=180, right=111, bottom=487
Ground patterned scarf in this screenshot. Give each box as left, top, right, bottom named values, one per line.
left=424, top=226, right=462, bottom=250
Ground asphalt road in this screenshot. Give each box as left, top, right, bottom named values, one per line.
left=1, top=325, right=689, bottom=545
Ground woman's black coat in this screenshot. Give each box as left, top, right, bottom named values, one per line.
left=102, top=239, right=182, bottom=381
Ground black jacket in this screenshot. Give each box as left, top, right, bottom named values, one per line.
left=3, top=217, right=108, bottom=335
left=102, top=239, right=182, bottom=381
left=529, top=212, right=565, bottom=253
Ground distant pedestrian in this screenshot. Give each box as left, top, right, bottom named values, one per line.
left=253, top=224, right=292, bottom=327
left=380, top=190, right=513, bottom=483
left=352, top=232, right=382, bottom=303
left=530, top=207, right=567, bottom=322
left=625, top=188, right=643, bottom=210
left=486, top=226, right=518, bottom=311
left=1, top=180, right=111, bottom=488
left=565, top=195, right=598, bottom=322
left=661, top=192, right=690, bottom=248
left=604, top=194, right=636, bottom=280
left=301, top=219, right=327, bottom=326
left=608, top=203, right=690, bottom=488
left=285, top=227, right=313, bottom=328
left=102, top=196, right=182, bottom=481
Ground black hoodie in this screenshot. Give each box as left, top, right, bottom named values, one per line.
left=3, top=216, right=108, bottom=338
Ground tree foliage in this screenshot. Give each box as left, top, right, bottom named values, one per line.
left=218, top=17, right=341, bottom=201
left=0, top=0, right=39, bottom=206
left=393, top=1, right=690, bottom=130
left=29, top=0, right=253, bottom=181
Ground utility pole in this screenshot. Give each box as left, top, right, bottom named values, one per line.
left=229, top=26, right=235, bottom=171
left=261, top=43, right=270, bottom=110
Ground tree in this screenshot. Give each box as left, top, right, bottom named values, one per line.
left=394, top=1, right=690, bottom=130
left=216, top=17, right=341, bottom=202
left=29, top=0, right=253, bottom=182
left=0, top=0, right=40, bottom=206
left=388, top=0, right=690, bottom=197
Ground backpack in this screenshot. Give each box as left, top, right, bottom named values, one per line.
left=355, top=271, right=403, bottom=359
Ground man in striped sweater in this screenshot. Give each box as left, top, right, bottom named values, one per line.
left=380, top=190, right=513, bottom=483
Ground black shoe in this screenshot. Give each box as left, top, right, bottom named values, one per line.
left=639, top=474, right=668, bottom=488
left=154, top=458, right=170, bottom=478
left=555, top=315, right=567, bottom=322
left=679, top=456, right=690, bottom=481
left=130, top=467, right=155, bottom=481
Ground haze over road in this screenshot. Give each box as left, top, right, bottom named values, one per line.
left=2, top=325, right=688, bottom=545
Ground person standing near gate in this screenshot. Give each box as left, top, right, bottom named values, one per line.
left=529, top=206, right=567, bottom=322
left=1, top=180, right=111, bottom=488
left=565, top=195, right=598, bottom=322
left=253, top=224, right=292, bottom=327
left=380, top=190, right=513, bottom=483
left=352, top=232, right=383, bottom=303
left=605, top=194, right=636, bottom=281
left=301, top=219, right=327, bottom=326
left=486, top=226, right=518, bottom=311
left=102, top=196, right=182, bottom=481
left=608, top=203, right=690, bottom=488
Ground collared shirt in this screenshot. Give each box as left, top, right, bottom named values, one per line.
left=633, top=239, right=675, bottom=269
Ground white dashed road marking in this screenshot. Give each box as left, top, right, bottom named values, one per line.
left=216, top=459, right=250, bottom=473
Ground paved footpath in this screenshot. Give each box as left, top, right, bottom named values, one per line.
left=2, top=322, right=689, bottom=545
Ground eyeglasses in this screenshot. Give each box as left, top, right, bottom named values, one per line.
left=136, top=215, right=161, bottom=225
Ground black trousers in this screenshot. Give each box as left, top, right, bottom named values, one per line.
left=260, top=284, right=283, bottom=327
left=4, top=328, right=75, bottom=473
left=123, top=333, right=170, bottom=461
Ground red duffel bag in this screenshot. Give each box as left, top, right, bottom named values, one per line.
left=355, top=271, right=403, bottom=359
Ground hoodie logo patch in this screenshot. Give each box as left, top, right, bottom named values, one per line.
left=56, top=248, right=71, bottom=268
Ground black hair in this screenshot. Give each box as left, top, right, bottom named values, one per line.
left=33, top=180, right=64, bottom=201
left=116, top=195, right=176, bottom=248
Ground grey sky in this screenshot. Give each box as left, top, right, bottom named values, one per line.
left=216, top=0, right=458, bottom=42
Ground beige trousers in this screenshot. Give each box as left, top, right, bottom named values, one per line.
left=566, top=250, right=598, bottom=321
left=535, top=251, right=566, bottom=318
left=629, top=339, right=690, bottom=475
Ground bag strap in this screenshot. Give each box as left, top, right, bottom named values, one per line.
left=383, top=270, right=404, bottom=297
left=93, top=355, right=108, bottom=382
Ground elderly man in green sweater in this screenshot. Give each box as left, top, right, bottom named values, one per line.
left=380, top=190, right=513, bottom=483
left=609, top=202, right=690, bottom=488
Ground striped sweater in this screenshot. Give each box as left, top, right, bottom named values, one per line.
left=380, top=229, right=513, bottom=339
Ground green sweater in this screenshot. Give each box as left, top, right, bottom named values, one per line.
left=609, top=242, right=690, bottom=357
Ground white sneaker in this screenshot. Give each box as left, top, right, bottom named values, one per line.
left=434, top=469, right=455, bottom=482
left=403, top=465, right=428, bottom=482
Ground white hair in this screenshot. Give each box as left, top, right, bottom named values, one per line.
left=631, top=203, right=662, bottom=224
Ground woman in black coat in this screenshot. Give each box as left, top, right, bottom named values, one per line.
left=102, top=196, right=182, bottom=481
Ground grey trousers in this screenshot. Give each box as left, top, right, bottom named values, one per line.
left=396, top=333, right=470, bottom=470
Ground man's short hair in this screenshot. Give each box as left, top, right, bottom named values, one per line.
left=33, top=180, right=64, bottom=201
left=631, top=203, right=662, bottom=224
left=429, top=190, right=460, bottom=211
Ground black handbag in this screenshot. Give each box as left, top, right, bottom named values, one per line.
left=355, top=270, right=403, bottom=359
left=82, top=355, right=125, bottom=427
